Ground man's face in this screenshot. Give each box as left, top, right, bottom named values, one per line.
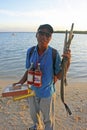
left=36, top=28, right=52, bottom=48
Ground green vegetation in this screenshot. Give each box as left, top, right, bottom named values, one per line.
left=54, top=30, right=87, bottom=34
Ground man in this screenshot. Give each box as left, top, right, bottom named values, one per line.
left=13, top=24, right=71, bottom=130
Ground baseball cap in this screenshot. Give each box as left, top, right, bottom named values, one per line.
left=37, top=24, right=54, bottom=33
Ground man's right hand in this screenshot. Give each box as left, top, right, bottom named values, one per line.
left=12, top=83, right=21, bottom=90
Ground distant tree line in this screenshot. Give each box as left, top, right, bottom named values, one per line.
left=54, top=30, right=87, bottom=34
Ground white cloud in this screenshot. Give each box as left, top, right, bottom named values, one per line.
left=0, top=9, right=57, bottom=17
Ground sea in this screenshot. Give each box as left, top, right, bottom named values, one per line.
left=0, top=32, right=87, bottom=82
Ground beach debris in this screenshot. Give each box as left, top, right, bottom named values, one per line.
left=74, top=115, right=81, bottom=123
left=36, top=113, right=44, bottom=130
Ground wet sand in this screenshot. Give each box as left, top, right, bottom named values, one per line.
left=0, top=80, right=87, bottom=130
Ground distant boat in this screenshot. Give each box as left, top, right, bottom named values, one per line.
left=12, top=33, right=16, bottom=36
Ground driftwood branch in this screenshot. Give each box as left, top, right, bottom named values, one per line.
left=60, top=23, right=74, bottom=115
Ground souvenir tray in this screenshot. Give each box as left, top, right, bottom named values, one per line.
left=2, top=84, right=29, bottom=97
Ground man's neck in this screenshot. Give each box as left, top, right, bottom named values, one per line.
left=38, top=46, right=48, bottom=55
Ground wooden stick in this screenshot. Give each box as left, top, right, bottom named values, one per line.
left=60, top=23, right=74, bottom=115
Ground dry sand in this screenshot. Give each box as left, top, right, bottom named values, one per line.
left=0, top=79, right=87, bottom=130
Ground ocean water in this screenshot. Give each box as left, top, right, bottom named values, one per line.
left=0, top=32, right=87, bottom=82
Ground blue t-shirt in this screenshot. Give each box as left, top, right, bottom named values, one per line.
left=26, top=45, right=61, bottom=98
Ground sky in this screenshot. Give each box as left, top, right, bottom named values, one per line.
left=0, top=0, right=87, bottom=32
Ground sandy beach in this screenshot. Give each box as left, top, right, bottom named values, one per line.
left=0, top=79, right=87, bottom=130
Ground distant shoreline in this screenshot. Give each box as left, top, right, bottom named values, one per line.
left=54, top=30, right=87, bottom=34
left=0, top=31, right=87, bottom=34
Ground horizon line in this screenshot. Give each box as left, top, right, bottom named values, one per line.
left=0, top=30, right=87, bottom=34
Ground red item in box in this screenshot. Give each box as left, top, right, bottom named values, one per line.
left=2, top=84, right=29, bottom=97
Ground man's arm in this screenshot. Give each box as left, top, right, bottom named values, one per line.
left=54, top=50, right=71, bottom=83
left=13, top=70, right=28, bottom=86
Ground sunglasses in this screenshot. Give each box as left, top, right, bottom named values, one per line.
left=38, top=31, right=51, bottom=38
